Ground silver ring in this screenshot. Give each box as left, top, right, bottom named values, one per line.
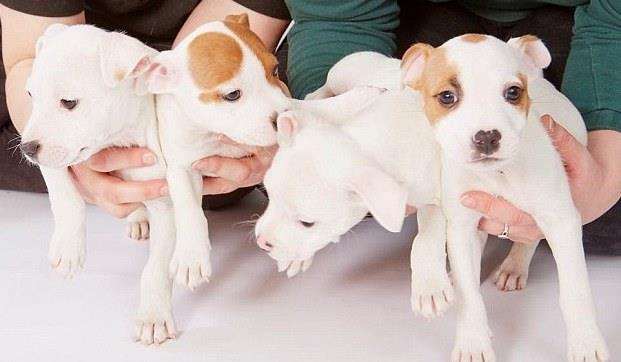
left=498, top=224, right=510, bottom=239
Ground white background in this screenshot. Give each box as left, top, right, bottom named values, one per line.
left=1, top=189, right=619, bottom=361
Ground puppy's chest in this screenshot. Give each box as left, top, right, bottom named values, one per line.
left=469, top=167, right=528, bottom=205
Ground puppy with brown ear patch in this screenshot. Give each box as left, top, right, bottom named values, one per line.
left=142, top=15, right=290, bottom=291
left=401, top=34, right=609, bottom=362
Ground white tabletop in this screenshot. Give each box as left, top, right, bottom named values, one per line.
left=1, top=189, right=619, bottom=362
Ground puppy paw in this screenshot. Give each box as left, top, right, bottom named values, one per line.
left=451, top=332, right=496, bottom=362
left=135, top=307, right=177, bottom=346
left=169, top=246, right=211, bottom=290
left=278, top=257, right=313, bottom=278
left=410, top=273, right=454, bottom=319
left=494, top=256, right=529, bottom=292
left=48, top=234, right=85, bottom=278
left=567, top=331, right=610, bottom=362
left=127, top=220, right=150, bottom=241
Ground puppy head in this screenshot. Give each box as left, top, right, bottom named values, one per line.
left=144, top=14, right=290, bottom=147
left=401, top=34, right=551, bottom=171
left=255, top=113, right=407, bottom=274
left=21, top=24, right=157, bottom=168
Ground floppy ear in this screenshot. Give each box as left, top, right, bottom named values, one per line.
left=401, top=43, right=433, bottom=88
left=507, top=35, right=551, bottom=70
left=98, top=31, right=158, bottom=94
left=348, top=166, right=407, bottom=232
left=36, top=23, right=69, bottom=56
left=224, top=13, right=250, bottom=28
left=142, top=51, right=181, bottom=94
left=276, top=113, right=299, bottom=147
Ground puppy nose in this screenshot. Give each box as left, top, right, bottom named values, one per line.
left=257, top=235, right=273, bottom=251
left=473, top=130, right=501, bottom=155
left=20, top=140, right=41, bottom=158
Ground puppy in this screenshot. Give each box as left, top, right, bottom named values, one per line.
left=20, top=24, right=178, bottom=344
left=141, top=14, right=291, bottom=291
left=255, top=87, right=455, bottom=319
left=401, top=34, right=609, bottom=362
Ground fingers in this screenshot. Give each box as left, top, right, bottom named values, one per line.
left=193, top=156, right=256, bottom=183
left=100, top=201, right=143, bottom=219
left=540, top=115, right=588, bottom=172
left=85, top=147, right=156, bottom=173
left=478, top=218, right=543, bottom=244
left=460, top=191, right=536, bottom=226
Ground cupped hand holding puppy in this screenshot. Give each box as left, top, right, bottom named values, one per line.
left=70, top=147, right=167, bottom=218
left=192, top=145, right=277, bottom=195
left=461, top=115, right=621, bottom=243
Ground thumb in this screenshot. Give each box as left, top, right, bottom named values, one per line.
left=540, top=114, right=588, bottom=170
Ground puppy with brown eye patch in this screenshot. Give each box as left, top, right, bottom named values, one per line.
left=400, top=34, right=609, bottom=362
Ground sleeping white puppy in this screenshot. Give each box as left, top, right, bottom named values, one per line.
left=255, top=87, right=455, bottom=319
left=400, top=34, right=609, bottom=362
left=20, top=24, right=178, bottom=344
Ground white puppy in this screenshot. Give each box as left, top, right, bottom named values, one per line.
left=20, top=24, right=179, bottom=344
left=142, top=14, right=290, bottom=291
left=255, top=87, right=455, bottom=319
left=400, top=34, right=609, bottom=362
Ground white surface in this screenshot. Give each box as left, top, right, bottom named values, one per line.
left=0, top=189, right=619, bottom=362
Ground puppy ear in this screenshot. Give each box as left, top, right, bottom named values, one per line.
left=142, top=51, right=180, bottom=94
left=276, top=113, right=299, bottom=147
left=349, top=166, right=407, bottom=233
left=36, top=23, right=69, bottom=55
left=401, top=43, right=433, bottom=88
left=98, top=31, right=157, bottom=93
left=224, top=13, right=250, bottom=28
left=507, top=35, right=551, bottom=70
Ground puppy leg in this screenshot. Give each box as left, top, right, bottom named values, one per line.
left=126, top=206, right=150, bottom=241
left=304, top=84, right=334, bottom=100
left=410, top=204, right=454, bottom=318
left=40, top=166, right=86, bottom=278
left=447, top=214, right=495, bottom=362
left=166, top=167, right=211, bottom=290
left=536, top=209, right=609, bottom=362
left=494, top=241, right=538, bottom=292
left=135, top=200, right=177, bottom=345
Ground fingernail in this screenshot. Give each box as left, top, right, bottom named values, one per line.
left=160, top=186, right=168, bottom=196
left=460, top=195, right=476, bottom=208
left=541, top=114, right=555, bottom=133
left=143, top=153, right=156, bottom=165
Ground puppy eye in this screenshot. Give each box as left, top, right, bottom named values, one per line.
left=222, top=89, right=242, bottom=102
left=299, top=220, right=315, bottom=228
left=436, top=90, right=458, bottom=107
left=504, top=86, right=523, bottom=103
left=60, top=99, right=78, bottom=110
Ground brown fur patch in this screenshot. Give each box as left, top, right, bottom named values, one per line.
left=225, top=13, right=250, bottom=27
left=114, top=70, right=126, bottom=82
left=408, top=47, right=460, bottom=125
left=224, top=21, right=280, bottom=87
left=199, top=91, right=222, bottom=103
left=515, top=73, right=530, bottom=114
left=461, top=33, right=486, bottom=43
left=187, top=32, right=243, bottom=100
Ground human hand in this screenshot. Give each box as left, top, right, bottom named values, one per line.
left=460, top=115, right=621, bottom=243
left=70, top=147, right=167, bottom=218
left=192, top=146, right=277, bottom=195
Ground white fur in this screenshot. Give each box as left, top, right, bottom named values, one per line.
left=22, top=24, right=177, bottom=345
left=401, top=35, right=608, bottom=361
left=143, top=21, right=290, bottom=290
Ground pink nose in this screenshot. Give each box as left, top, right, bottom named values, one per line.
left=256, top=235, right=273, bottom=251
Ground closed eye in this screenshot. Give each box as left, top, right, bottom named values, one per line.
left=60, top=99, right=78, bottom=110
left=299, top=220, right=315, bottom=228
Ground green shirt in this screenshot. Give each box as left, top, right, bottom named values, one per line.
left=283, top=0, right=621, bottom=133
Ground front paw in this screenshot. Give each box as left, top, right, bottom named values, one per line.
left=135, top=306, right=177, bottom=345
left=451, top=329, right=495, bottom=362
left=127, top=220, right=150, bottom=241
left=169, top=245, right=212, bottom=290
left=567, top=330, right=610, bottom=362
left=48, top=234, right=85, bottom=278
left=278, top=257, right=314, bottom=278
left=410, top=261, right=454, bottom=318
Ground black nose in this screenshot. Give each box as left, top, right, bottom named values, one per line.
left=20, top=140, right=41, bottom=158
left=473, top=130, right=501, bottom=155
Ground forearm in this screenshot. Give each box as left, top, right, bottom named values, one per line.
left=173, top=0, right=289, bottom=50
left=588, top=130, right=621, bottom=207
left=5, top=58, right=33, bottom=133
